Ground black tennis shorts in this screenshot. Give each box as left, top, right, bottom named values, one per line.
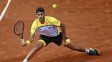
left=40, top=33, right=63, bottom=46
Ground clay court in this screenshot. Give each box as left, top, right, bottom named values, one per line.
left=0, top=0, right=112, bottom=62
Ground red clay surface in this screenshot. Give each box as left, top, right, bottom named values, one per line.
left=0, top=0, right=112, bottom=62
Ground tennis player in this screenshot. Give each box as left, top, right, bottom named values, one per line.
left=22, top=7, right=100, bottom=62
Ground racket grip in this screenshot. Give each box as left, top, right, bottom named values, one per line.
left=20, top=39, right=26, bottom=46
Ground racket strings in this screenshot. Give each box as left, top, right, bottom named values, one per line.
left=14, top=22, right=24, bottom=35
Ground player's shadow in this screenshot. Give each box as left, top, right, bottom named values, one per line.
left=0, top=49, right=111, bottom=62
left=0, top=55, right=24, bottom=62
left=45, top=53, right=100, bottom=62
left=0, top=53, right=100, bottom=62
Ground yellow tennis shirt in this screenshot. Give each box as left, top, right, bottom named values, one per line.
left=31, top=16, right=61, bottom=37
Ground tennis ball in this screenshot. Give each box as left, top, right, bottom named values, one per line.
left=52, top=3, right=58, bottom=8
left=26, top=40, right=30, bottom=45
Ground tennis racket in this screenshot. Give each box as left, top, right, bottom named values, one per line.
left=14, top=21, right=27, bottom=46
left=14, top=21, right=24, bottom=39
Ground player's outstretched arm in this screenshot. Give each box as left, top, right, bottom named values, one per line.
left=21, top=33, right=35, bottom=46
left=26, top=33, right=35, bottom=45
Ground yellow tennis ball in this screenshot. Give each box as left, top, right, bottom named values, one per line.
left=52, top=3, right=58, bottom=8
left=26, top=40, right=31, bottom=45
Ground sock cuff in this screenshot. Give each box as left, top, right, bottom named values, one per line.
left=85, top=49, right=90, bottom=53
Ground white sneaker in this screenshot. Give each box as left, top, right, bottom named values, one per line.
left=23, top=59, right=29, bottom=62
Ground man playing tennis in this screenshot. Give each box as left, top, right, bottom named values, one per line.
left=22, top=7, right=100, bottom=62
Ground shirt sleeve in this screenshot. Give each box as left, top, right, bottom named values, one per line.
left=49, top=17, right=61, bottom=26
left=31, top=20, right=38, bottom=34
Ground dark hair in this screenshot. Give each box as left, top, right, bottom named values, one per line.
left=36, top=7, right=45, bottom=13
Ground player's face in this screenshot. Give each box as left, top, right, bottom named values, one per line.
left=36, top=12, right=45, bottom=21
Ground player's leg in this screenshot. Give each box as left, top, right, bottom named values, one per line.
left=53, top=33, right=87, bottom=53
left=53, top=33, right=86, bottom=52
left=63, top=39, right=100, bottom=55
left=63, top=40, right=86, bottom=52
left=23, top=40, right=46, bottom=62
left=52, top=32, right=100, bottom=55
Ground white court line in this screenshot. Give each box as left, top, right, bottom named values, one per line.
left=0, top=0, right=11, bottom=21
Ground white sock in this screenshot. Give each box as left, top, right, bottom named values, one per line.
left=85, top=49, right=90, bottom=53
left=23, top=59, right=28, bottom=62
left=85, top=48, right=94, bottom=53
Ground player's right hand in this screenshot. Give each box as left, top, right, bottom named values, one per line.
left=20, top=39, right=27, bottom=46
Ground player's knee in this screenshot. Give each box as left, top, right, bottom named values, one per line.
left=63, top=39, right=71, bottom=47
left=37, top=40, right=46, bottom=47
left=34, top=40, right=46, bottom=49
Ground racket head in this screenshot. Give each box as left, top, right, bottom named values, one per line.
left=14, top=21, right=24, bottom=39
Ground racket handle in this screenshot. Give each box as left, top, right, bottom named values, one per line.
left=20, top=39, right=26, bottom=47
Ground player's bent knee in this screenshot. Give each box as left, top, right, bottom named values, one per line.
left=37, top=40, right=46, bottom=47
